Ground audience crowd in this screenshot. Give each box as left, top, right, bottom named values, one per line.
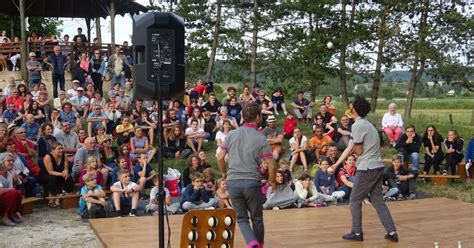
left=0, top=28, right=473, bottom=226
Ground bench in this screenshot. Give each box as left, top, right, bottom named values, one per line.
left=418, top=174, right=461, bottom=185
left=20, top=197, right=42, bottom=215
left=45, top=193, right=80, bottom=209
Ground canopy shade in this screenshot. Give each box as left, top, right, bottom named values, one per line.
left=1, top=0, right=148, bottom=18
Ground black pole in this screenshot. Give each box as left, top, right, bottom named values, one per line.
left=156, top=72, right=165, bottom=248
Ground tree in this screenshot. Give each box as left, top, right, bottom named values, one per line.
left=205, top=0, right=222, bottom=83
left=0, top=16, right=62, bottom=38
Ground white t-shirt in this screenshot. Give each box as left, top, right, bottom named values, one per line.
left=185, top=127, right=204, bottom=136
left=215, top=131, right=228, bottom=155
left=13, top=156, right=29, bottom=175
left=112, top=181, right=138, bottom=191
left=150, top=186, right=170, bottom=201
left=289, top=136, right=308, bottom=152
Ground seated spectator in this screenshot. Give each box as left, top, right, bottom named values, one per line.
left=21, top=114, right=40, bottom=142
left=0, top=89, right=5, bottom=115
left=163, top=109, right=182, bottom=144
left=130, top=126, right=156, bottom=164
left=133, top=154, right=157, bottom=190
left=278, top=160, right=293, bottom=189
left=289, top=128, right=309, bottom=172
left=105, top=102, right=122, bottom=134
left=291, top=91, right=314, bottom=122
left=309, top=125, right=333, bottom=162
left=50, top=109, right=62, bottom=134
left=323, top=95, right=336, bottom=116
left=135, top=110, right=156, bottom=145
left=94, top=126, right=107, bottom=145
left=181, top=172, right=217, bottom=211
left=324, top=143, right=339, bottom=168
left=385, top=155, right=416, bottom=200
left=185, top=119, right=206, bottom=153
left=198, top=151, right=211, bottom=169
left=294, top=173, right=321, bottom=207
left=53, top=91, right=69, bottom=111
left=36, top=91, right=51, bottom=119
left=202, top=168, right=217, bottom=199
left=110, top=169, right=145, bottom=217
left=258, top=160, right=270, bottom=198
left=0, top=124, right=8, bottom=152
left=215, top=178, right=232, bottom=209
left=54, top=121, right=81, bottom=162
left=263, top=170, right=299, bottom=210
left=187, top=107, right=205, bottom=131
left=382, top=103, right=404, bottom=147
left=164, top=126, right=191, bottom=160
left=145, top=175, right=179, bottom=215
left=189, top=79, right=207, bottom=100
left=215, top=120, right=231, bottom=157
left=14, top=127, right=40, bottom=176
left=312, top=114, right=335, bottom=138
left=78, top=157, right=105, bottom=188
left=115, top=116, right=134, bottom=146
left=99, top=136, right=118, bottom=179
left=422, top=125, right=444, bottom=175
left=262, top=115, right=284, bottom=160
left=0, top=153, right=23, bottom=226
left=4, top=77, right=17, bottom=96
left=256, top=92, right=274, bottom=113
left=203, top=111, right=217, bottom=141
left=6, top=89, right=24, bottom=111
left=271, top=88, right=288, bottom=116
left=283, top=112, right=297, bottom=140
left=26, top=52, right=42, bottom=88
left=337, top=155, right=357, bottom=199
left=313, top=159, right=345, bottom=203
left=22, top=93, right=34, bottom=116
left=30, top=84, right=40, bottom=101
left=70, top=87, right=90, bottom=118
left=169, top=100, right=187, bottom=126
left=226, top=97, right=242, bottom=124
left=203, top=93, right=222, bottom=120
left=395, top=125, right=421, bottom=176
left=4, top=140, right=37, bottom=197
left=91, top=91, right=106, bottom=110
left=317, top=104, right=337, bottom=131
left=216, top=106, right=238, bottom=130
left=116, top=89, right=131, bottom=114
left=73, top=137, right=101, bottom=179
left=118, top=145, right=133, bottom=173
left=79, top=173, right=108, bottom=220
left=239, top=85, right=256, bottom=105
left=260, top=102, right=274, bottom=129
left=335, top=115, right=352, bottom=151
left=67, top=80, right=80, bottom=99
left=3, top=102, right=23, bottom=126
left=465, top=135, right=473, bottom=182
left=37, top=123, right=57, bottom=159
left=182, top=155, right=203, bottom=188
left=87, top=105, right=108, bottom=137
left=17, top=84, right=28, bottom=99
left=84, top=83, right=95, bottom=100
left=221, top=86, right=239, bottom=106
left=443, top=130, right=464, bottom=176
left=39, top=142, right=74, bottom=208
left=77, top=128, right=87, bottom=145
left=124, top=81, right=133, bottom=100
left=60, top=102, right=81, bottom=130
left=344, top=101, right=355, bottom=123
left=251, top=84, right=262, bottom=98
left=27, top=101, right=45, bottom=125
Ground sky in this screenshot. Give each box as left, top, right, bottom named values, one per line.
left=58, top=0, right=149, bottom=44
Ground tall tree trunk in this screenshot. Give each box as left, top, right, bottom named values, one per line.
left=20, top=0, right=28, bottom=80
left=10, top=16, right=15, bottom=40
left=250, top=0, right=258, bottom=89
left=371, top=6, right=388, bottom=112
left=205, top=0, right=222, bottom=83
left=405, top=0, right=429, bottom=119
left=109, top=0, right=116, bottom=46
left=95, top=18, right=102, bottom=43
left=339, top=2, right=349, bottom=107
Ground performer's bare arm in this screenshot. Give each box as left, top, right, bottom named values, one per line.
left=216, top=149, right=227, bottom=179
left=330, top=140, right=363, bottom=172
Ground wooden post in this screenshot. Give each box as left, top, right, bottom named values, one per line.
left=19, top=0, right=28, bottom=80
left=95, top=18, right=102, bottom=43
left=109, top=0, right=116, bottom=47
left=449, top=113, right=453, bottom=125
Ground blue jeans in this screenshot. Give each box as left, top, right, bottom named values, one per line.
left=227, top=179, right=264, bottom=245
left=29, top=79, right=41, bottom=89
left=399, top=152, right=420, bottom=173
left=339, top=176, right=355, bottom=198
left=111, top=73, right=125, bottom=89
left=52, top=73, right=65, bottom=98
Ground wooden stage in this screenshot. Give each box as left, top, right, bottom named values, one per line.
left=90, top=198, right=474, bottom=248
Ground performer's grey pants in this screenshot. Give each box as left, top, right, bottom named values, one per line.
left=350, top=168, right=397, bottom=234
left=227, top=179, right=264, bottom=245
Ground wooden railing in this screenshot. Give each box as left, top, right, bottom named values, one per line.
left=0, top=42, right=127, bottom=58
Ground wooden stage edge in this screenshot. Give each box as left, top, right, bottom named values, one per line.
left=90, top=198, right=474, bottom=248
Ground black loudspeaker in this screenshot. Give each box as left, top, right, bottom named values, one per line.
left=133, top=12, right=185, bottom=100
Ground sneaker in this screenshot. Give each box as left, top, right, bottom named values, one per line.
left=342, top=232, right=363, bottom=241
left=396, top=194, right=404, bottom=201
left=115, top=211, right=122, bottom=218
left=408, top=193, right=416, bottom=200
left=391, top=141, right=397, bottom=147
left=129, top=209, right=137, bottom=217
left=284, top=111, right=288, bottom=116
left=203, top=139, right=209, bottom=143
left=384, top=232, right=399, bottom=242
left=275, top=112, right=279, bottom=116
left=272, top=207, right=280, bottom=211
left=442, top=170, right=448, bottom=176
left=205, top=207, right=215, bottom=210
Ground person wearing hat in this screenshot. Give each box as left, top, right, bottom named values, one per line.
left=262, top=115, right=284, bottom=160
left=70, top=87, right=90, bottom=118
left=67, top=80, right=80, bottom=99
left=26, top=52, right=42, bottom=89
left=73, top=27, right=88, bottom=43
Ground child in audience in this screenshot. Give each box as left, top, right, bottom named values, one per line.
left=337, top=154, right=357, bottom=199
left=79, top=173, right=108, bottom=220
left=133, top=154, right=157, bottom=190
left=443, top=130, right=464, bottom=176
left=385, top=155, right=416, bottom=200
left=314, top=159, right=345, bottom=203
left=283, top=112, right=297, bottom=139
left=145, top=175, right=179, bottom=215
left=110, top=169, right=145, bottom=217
left=294, top=173, right=321, bottom=207
left=202, top=168, right=216, bottom=197
left=215, top=178, right=232, bottom=209
left=180, top=172, right=217, bottom=210
left=263, top=170, right=299, bottom=210
left=258, top=159, right=269, bottom=198
left=78, top=157, right=105, bottom=187
left=279, top=160, right=293, bottom=188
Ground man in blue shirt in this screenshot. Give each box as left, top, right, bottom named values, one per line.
left=70, top=88, right=90, bottom=118
left=2, top=102, right=22, bottom=125
left=59, top=102, right=81, bottom=129
left=21, top=114, right=39, bottom=141
left=87, top=105, right=108, bottom=137
left=44, top=46, right=70, bottom=98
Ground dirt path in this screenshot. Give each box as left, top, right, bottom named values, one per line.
left=1, top=205, right=102, bottom=248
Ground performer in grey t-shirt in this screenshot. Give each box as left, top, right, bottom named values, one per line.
left=217, top=102, right=277, bottom=248
left=330, top=95, right=398, bottom=243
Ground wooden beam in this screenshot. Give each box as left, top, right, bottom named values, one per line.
left=19, top=0, right=28, bottom=80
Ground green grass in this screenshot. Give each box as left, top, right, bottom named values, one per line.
left=157, top=97, right=474, bottom=203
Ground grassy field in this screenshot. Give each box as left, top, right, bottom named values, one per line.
left=158, top=97, right=474, bottom=203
